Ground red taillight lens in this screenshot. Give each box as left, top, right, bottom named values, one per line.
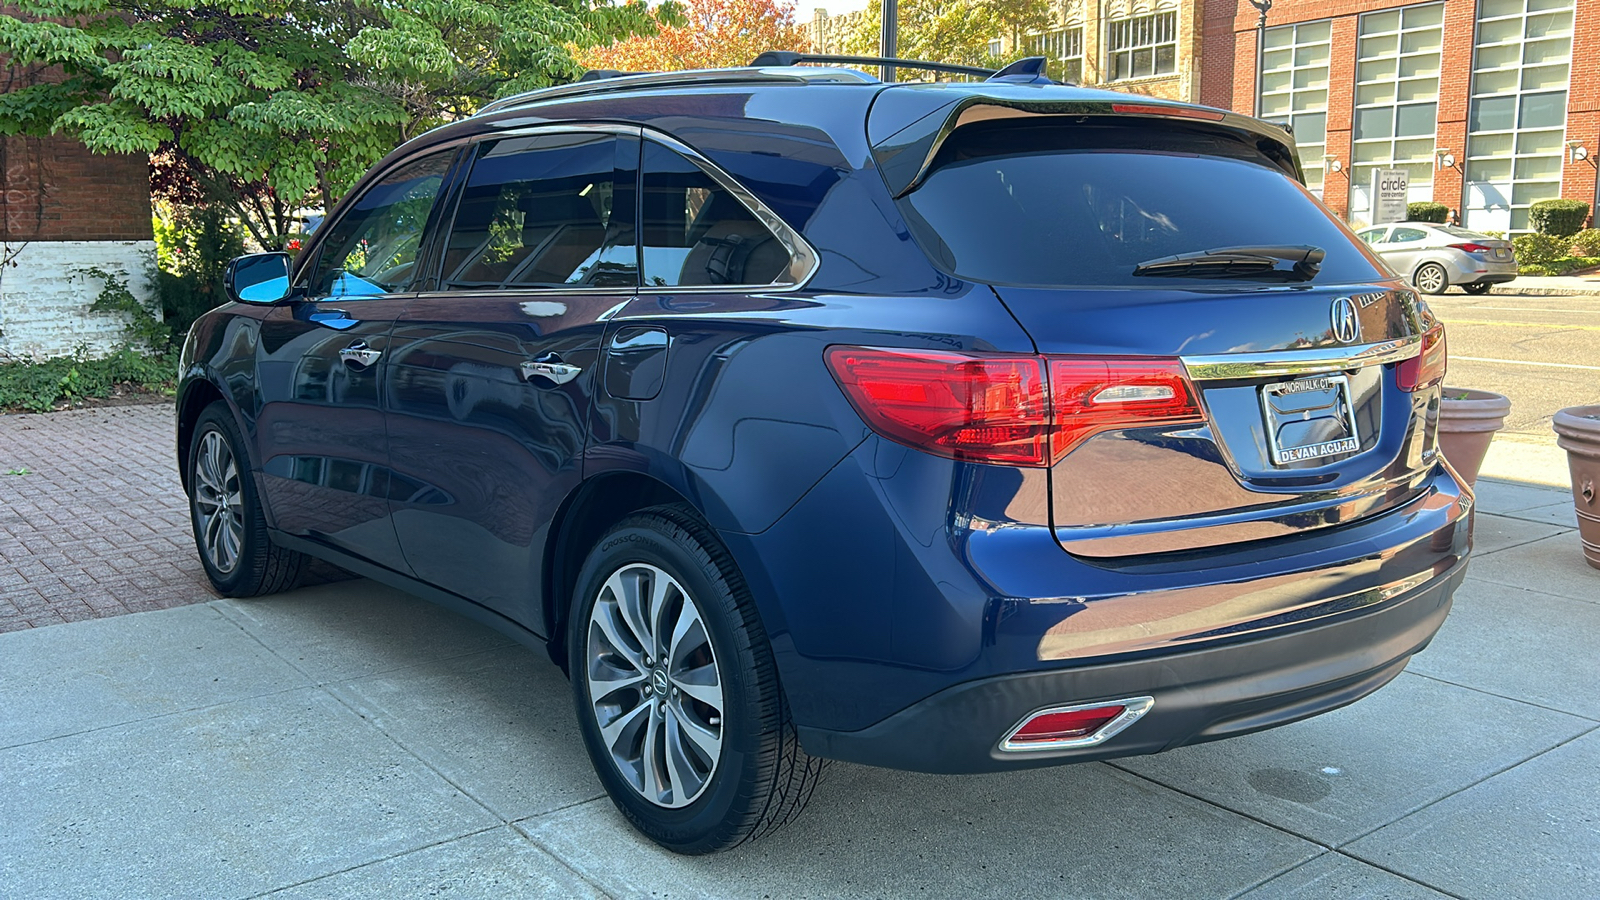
left=1009, top=705, right=1126, bottom=743
left=825, top=348, right=1206, bottom=466
left=1397, top=323, right=1448, bottom=392
left=825, top=346, right=1052, bottom=466
left=1049, top=357, right=1205, bottom=458
left=1447, top=242, right=1492, bottom=253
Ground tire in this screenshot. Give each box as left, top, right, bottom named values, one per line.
left=1414, top=262, right=1450, bottom=295
left=186, top=401, right=305, bottom=597
left=568, top=504, right=824, bottom=854
left=1463, top=282, right=1492, bottom=295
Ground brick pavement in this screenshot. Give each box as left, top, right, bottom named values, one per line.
left=0, top=401, right=344, bottom=633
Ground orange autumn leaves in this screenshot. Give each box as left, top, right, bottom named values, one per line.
left=575, top=0, right=810, bottom=72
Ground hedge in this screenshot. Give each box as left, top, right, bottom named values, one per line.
left=1406, top=202, right=1449, bottom=223
left=1529, top=199, right=1589, bottom=237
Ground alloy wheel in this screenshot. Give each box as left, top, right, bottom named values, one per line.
left=192, top=429, right=244, bottom=575
left=586, top=562, right=725, bottom=808
left=1415, top=263, right=1447, bottom=294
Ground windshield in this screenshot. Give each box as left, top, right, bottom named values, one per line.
left=897, top=120, right=1383, bottom=288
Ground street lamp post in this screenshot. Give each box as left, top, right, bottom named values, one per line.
left=1250, top=0, right=1272, bottom=117
left=881, top=0, right=899, bottom=82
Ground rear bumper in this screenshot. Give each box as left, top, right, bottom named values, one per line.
left=797, top=562, right=1464, bottom=773
left=1465, top=273, right=1517, bottom=286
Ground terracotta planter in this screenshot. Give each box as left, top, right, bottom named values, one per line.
left=1437, top=388, right=1511, bottom=487
left=1553, top=405, right=1600, bottom=570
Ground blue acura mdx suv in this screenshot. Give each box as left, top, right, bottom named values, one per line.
left=179, top=55, right=1469, bottom=854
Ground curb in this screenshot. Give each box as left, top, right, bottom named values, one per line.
left=1486, top=285, right=1600, bottom=297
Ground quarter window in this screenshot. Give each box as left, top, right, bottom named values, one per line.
left=640, top=140, right=792, bottom=288
left=307, top=152, right=452, bottom=299
left=440, top=132, right=636, bottom=290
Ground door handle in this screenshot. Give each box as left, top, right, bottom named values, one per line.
left=339, top=340, right=382, bottom=369
left=521, top=355, right=582, bottom=386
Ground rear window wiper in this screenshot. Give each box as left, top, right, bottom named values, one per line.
left=1131, top=245, right=1325, bottom=281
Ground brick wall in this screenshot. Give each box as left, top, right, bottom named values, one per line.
left=1202, top=0, right=1600, bottom=219
left=1, top=134, right=153, bottom=243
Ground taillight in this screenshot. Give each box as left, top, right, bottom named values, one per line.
left=1049, top=358, right=1205, bottom=458
left=825, top=347, right=1206, bottom=466
left=1397, top=323, right=1448, bottom=392
left=1448, top=242, right=1491, bottom=253
left=825, top=346, right=1053, bottom=466
left=1000, top=697, right=1155, bottom=752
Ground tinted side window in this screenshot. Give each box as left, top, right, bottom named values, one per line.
left=1357, top=228, right=1387, bottom=244
left=1390, top=227, right=1428, bottom=243
left=308, top=152, right=452, bottom=299
left=440, top=133, right=635, bottom=290
left=640, top=140, right=791, bottom=287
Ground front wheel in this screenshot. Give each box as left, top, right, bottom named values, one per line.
left=187, top=402, right=305, bottom=596
left=569, top=505, right=823, bottom=854
left=1414, top=262, right=1450, bottom=295
left=1463, top=282, right=1493, bottom=295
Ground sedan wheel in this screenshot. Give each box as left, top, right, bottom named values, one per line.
left=1414, top=262, right=1449, bottom=295
left=1463, top=282, right=1492, bottom=295
left=586, top=562, right=725, bottom=808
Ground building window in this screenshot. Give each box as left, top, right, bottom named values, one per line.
left=1107, top=12, right=1176, bottom=81
left=987, top=38, right=1002, bottom=58
left=1258, top=21, right=1331, bottom=194
left=1349, top=3, right=1444, bottom=224
left=1464, top=0, right=1574, bottom=233
left=1024, top=27, right=1085, bottom=83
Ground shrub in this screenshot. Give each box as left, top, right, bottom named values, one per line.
left=0, top=346, right=175, bottom=413
left=154, top=205, right=244, bottom=341
left=1406, top=202, right=1449, bottom=223
left=1566, top=228, right=1600, bottom=258
left=1512, top=233, right=1568, bottom=269
left=1528, top=199, right=1589, bottom=237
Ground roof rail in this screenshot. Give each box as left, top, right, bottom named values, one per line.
left=475, top=66, right=876, bottom=117
left=749, top=51, right=993, bottom=79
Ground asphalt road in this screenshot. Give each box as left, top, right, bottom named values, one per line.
left=1427, top=291, right=1600, bottom=439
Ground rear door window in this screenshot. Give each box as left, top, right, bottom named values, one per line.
left=640, top=139, right=792, bottom=288
left=896, top=120, right=1384, bottom=288
left=1390, top=227, right=1428, bottom=243
left=440, top=132, right=636, bottom=290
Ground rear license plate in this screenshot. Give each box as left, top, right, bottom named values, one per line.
left=1260, top=374, right=1361, bottom=466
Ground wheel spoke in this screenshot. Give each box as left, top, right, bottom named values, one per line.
left=588, top=664, right=647, bottom=700
left=671, top=698, right=722, bottom=759
left=640, top=704, right=665, bottom=802
left=663, top=707, right=707, bottom=800
left=599, top=698, right=650, bottom=753
left=610, top=569, right=655, bottom=657
left=669, top=661, right=722, bottom=710
left=591, top=600, right=646, bottom=671
left=667, top=597, right=701, bottom=665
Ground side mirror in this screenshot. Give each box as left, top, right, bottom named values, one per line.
left=224, top=252, right=292, bottom=304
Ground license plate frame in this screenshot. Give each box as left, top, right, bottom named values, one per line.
left=1260, top=373, right=1361, bottom=467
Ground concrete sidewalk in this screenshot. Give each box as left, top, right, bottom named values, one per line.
left=1486, top=274, right=1600, bottom=296
left=2, top=474, right=1595, bottom=899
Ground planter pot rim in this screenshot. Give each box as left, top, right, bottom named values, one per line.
left=1553, top=405, right=1600, bottom=438
left=1439, top=387, right=1511, bottom=434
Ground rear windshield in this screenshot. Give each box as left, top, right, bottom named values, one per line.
left=897, top=120, right=1383, bottom=288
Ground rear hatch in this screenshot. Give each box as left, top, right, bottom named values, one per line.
left=870, top=87, right=1447, bottom=556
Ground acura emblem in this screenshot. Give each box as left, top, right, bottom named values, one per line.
left=1331, top=297, right=1360, bottom=343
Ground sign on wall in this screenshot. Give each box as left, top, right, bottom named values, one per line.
left=1370, top=168, right=1410, bottom=224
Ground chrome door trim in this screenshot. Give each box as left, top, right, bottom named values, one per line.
left=1181, top=334, right=1422, bottom=382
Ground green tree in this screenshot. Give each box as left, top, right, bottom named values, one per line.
left=843, top=0, right=1004, bottom=73
left=0, top=0, right=656, bottom=246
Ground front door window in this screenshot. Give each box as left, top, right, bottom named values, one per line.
left=307, top=152, right=453, bottom=299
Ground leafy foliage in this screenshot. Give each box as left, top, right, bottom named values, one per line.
left=1513, top=232, right=1568, bottom=267
left=1406, top=202, right=1448, bottom=224
left=842, top=0, right=1006, bottom=72
left=1512, top=231, right=1600, bottom=276
left=1565, top=228, right=1600, bottom=258
left=0, top=346, right=175, bottom=413
left=574, top=0, right=807, bottom=71
left=153, top=206, right=246, bottom=337
left=1528, top=199, right=1589, bottom=237
left=0, top=1, right=657, bottom=245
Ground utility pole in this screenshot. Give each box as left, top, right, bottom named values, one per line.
left=881, top=0, right=898, bottom=82
left=1250, top=0, right=1272, bottom=117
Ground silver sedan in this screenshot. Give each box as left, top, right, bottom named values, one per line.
left=1355, top=222, right=1518, bottom=294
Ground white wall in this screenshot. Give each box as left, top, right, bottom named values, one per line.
left=0, top=240, right=159, bottom=361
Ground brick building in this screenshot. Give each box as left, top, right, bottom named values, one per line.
left=1, top=64, right=156, bottom=360
left=811, top=0, right=1205, bottom=101
left=1201, top=0, right=1599, bottom=230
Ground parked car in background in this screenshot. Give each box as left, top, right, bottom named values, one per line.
left=1356, top=222, right=1517, bottom=294
left=179, top=54, right=1470, bottom=855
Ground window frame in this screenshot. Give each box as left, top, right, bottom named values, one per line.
left=1106, top=11, right=1178, bottom=82
left=408, top=123, right=819, bottom=298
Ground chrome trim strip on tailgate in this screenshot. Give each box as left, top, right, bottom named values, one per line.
left=1181, top=335, right=1422, bottom=381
